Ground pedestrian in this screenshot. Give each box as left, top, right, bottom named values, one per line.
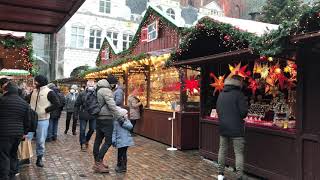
left=112, top=107, right=134, bottom=173
left=74, top=80, right=97, bottom=152
left=0, top=82, right=30, bottom=179
left=114, top=83, right=124, bottom=107
left=46, top=83, right=65, bottom=142
left=216, top=75, right=248, bottom=180
left=128, top=89, right=142, bottom=134
left=29, top=75, right=61, bottom=167
left=64, top=84, right=79, bottom=135
left=93, top=75, right=122, bottom=173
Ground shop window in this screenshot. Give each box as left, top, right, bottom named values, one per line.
left=99, top=0, right=111, bottom=14
left=107, top=31, right=119, bottom=48
left=128, top=73, right=147, bottom=106
left=166, top=8, right=175, bottom=19
left=89, top=29, right=102, bottom=49
left=150, top=68, right=180, bottom=112
left=71, top=26, right=85, bottom=48
left=123, top=34, right=133, bottom=50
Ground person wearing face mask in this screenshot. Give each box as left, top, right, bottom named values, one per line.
left=64, top=85, right=79, bottom=135
left=74, top=80, right=97, bottom=151
left=29, top=75, right=61, bottom=167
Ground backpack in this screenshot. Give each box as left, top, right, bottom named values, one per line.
left=27, top=107, right=38, bottom=132
left=58, top=92, right=66, bottom=108
left=84, top=91, right=101, bottom=116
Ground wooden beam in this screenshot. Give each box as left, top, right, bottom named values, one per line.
left=0, top=21, right=56, bottom=33
left=173, top=48, right=256, bottom=66
left=291, top=31, right=320, bottom=43
left=0, top=0, right=72, bottom=13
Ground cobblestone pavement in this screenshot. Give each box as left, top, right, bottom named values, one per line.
left=19, top=112, right=257, bottom=180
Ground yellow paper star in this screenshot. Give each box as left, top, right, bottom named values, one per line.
left=260, top=65, right=269, bottom=79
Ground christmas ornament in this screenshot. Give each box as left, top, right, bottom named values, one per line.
left=261, top=65, right=269, bottom=79
left=210, top=73, right=225, bottom=95
left=183, top=76, right=200, bottom=95
left=277, top=73, right=288, bottom=90
left=227, top=63, right=250, bottom=79
left=253, top=62, right=262, bottom=74
left=224, top=35, right=231, bottom=41
left=260, top=56, right=267, bottom=61
left=268, top=57, right=273, bottom=62
left=248, top=78, right=258, bottom=95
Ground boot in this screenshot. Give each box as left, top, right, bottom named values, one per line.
left=36, top=155, right=44, bottom=167
left=115, top=158, right=127, bottom=173
left=92, top=161, right=109, bottom=173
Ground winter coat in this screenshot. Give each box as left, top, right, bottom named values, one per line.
left=0, top=84, right=30, bottom=137
left=65, top=92, right=79, bottom=112
left=74, top=90, right=97, bottom=120
left=96, top=79, right=121, bottom=120
left=114, top=85, right=124, bottom=107
left=112, top=117, right=134, bottom=148
left=216, top=78, right=248, bottom=137
left=49, top=87, right=65, bottom=119
left=128, top=95, right=141, bottom=120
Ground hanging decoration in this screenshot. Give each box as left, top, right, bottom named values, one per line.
left=260, top=64, right=269, bottom=79
left=210, top=73, right=225, bottom=95
left=248, top=78, right=259, bottom=95
left=182, top=76, right=200, bottom=95
left=227, top=63, right=251, bottom=79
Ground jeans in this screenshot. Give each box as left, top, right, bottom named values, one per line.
left=36, top=120, right=49, bottom=156
left=65, top=112, right=77, bottom=133
left=93, top=120, right=114, bottom=162
left=47, top=118, right=59, bottom=139
left=79, top=119, right=96, bottom=145
left=218, top=136, right=245, bottom=179
left=0, top=137, right=21, bottom=180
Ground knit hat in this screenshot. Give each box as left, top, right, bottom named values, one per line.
left=47, top=83, right=56, bottom=89
left=71, top=84, right=78, bottom=90
left=34, top=75, right=48, bottom=87
left=106, top=74, right=118, bottom=85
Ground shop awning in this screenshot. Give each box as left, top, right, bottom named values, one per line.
left=0, top=0, right=85, bottom=33
left=173, top=48, right=257, bottom=66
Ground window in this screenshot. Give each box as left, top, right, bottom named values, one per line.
left=89, top=29, right=102, bottom=49
left=166, top=8, right=175, bottom=19
left=123, top=34, right=133, bottom=50
left=107, top=31, right=119, bottom=48
left=147, top=21, right=158, bottom=42
left=71, top=26, right=85, bottom=48
left=99, top=0, right=111, bottom=13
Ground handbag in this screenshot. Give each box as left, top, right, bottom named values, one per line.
left=18, top=140, right=33, bottom=160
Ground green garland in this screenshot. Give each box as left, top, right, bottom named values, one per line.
left=171, top=3, right=320, bottom=64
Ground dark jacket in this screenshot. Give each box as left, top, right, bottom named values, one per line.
left=65, top=92, right=79, bottom=112
left=216, top=78, right=248, bottom=137
left=0, top=83, right=30, bottom=137
left=49, top=86, right=65, bottom=119
left=74, top=90, right=96, bottom=120
left=114, top=85, right=124, bottom=107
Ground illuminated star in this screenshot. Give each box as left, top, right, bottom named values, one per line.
left=210, top=73, right=225, bottom=95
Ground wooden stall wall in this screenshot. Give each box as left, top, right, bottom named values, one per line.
left=297, top=46, right=320, bottom=180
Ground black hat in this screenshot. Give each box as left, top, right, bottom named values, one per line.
left=106, top=74, right=118, bottom=85
left=34, top=75, right=48, bottom=87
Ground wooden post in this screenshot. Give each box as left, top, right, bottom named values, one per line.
left=146, top=63, right=151, bottom=108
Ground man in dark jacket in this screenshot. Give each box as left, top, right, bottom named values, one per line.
left=74, top=80, right=96, bottom=152
left=216, top=75, right=248, bottom=180
left=0, top=82, right=30, bottom=179
left=47, top=83, right=65, bottom=142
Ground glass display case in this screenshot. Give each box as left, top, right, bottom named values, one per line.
left=149, top=67, right=180, bottom=111
left=127, top=73, right=147, bottom=106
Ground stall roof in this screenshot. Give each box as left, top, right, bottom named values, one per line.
left=195, top=15, right=278, bottom=36
left=0, top=0, right=85, bottom=33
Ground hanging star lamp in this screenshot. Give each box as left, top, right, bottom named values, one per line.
left=227, top=63, right=250, bottom=79
left=248, top=78, right=258, bottom=95
left=210, top=73, right=225, bottom=95
left=260, top=64, right=269, bottom=79
left=183, top=76, right=200, bottom=95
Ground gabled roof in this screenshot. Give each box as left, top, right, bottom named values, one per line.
left=195, top=15, right=278, bottom=36
left=96, top=4, right=185, bottom=65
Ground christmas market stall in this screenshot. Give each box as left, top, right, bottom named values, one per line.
left=170, top=15, right=305, bottom=179
left=83, top=5, right=200, bottom=150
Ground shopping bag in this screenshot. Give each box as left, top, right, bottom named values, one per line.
left=18, top=140, right=33, bottom=160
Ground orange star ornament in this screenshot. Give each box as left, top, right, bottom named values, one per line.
left=210, top=73, right=225, bottom=95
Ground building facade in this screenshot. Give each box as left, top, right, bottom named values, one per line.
left=56, top=0, right=140, bottom=78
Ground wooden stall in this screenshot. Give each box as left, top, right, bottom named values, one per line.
left=172, top=16, right=302, bottom=179
left=84, top=5, right=200, bottom=150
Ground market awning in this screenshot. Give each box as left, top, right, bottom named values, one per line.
left=173, top=48, right=257, bottom=66
left=0, top=0, right=85, bottom=33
